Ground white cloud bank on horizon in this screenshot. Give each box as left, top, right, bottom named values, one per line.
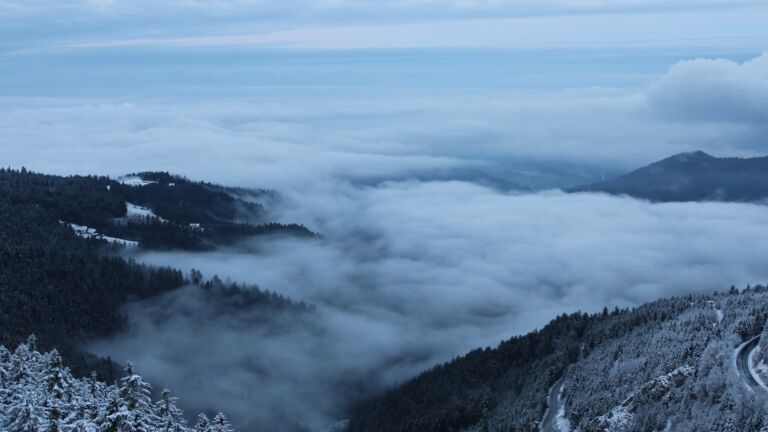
left=1, top=52, right=767, bottom=188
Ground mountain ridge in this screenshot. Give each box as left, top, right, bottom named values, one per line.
left=348, top=285, right=768, bottom=431
left=569, top=151, right=768, bottom=203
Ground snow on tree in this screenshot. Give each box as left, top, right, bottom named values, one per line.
left=194, top=414, right=211, bottom=432
left=156, top=389, right=187, bottom=431
left=0, top=339, right=237, bottom=432
left=210, top=413, right=234, bottom=432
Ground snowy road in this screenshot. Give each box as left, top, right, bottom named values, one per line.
left=735, top=335, right=763, bottom=392
left=540, top=378, right=564, bottom=432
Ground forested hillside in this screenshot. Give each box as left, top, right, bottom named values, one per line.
left=0, top=168, right=312, bottom=381
left=0, top=336, right=236, bottom=431
left=0, top=168, right=313, bottom=251
left=349, top=286, right=768, bottom=431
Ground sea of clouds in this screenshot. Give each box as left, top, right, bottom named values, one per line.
left=3, top=52, right=768, bottom=429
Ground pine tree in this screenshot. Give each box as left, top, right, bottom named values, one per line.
left=11, top=343, right=32, bottom=383
left=759, top=318, right=768, bottom=364
left=47, top=404, right=63, bottom=432
left=211, top=413, right=234, bottom=432
left=0, top=339, right=236, bottom=432
left=112, top=362, right=155, bottom=431
left=194, top=414, right=211, bottom=432
left=155, top=388, right=187, bottom=431
left=118, top=362, right=153, bottom=413
left=100, top=395, right=128, bottom=432
left=46, top=350, right=72, bottom=402
left=0, top=345, right=11, bottom=384
left=4, top=390, right=47, bottom=432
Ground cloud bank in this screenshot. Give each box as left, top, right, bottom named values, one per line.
left=4, top=53, right=768, bottom=187
left=94, top=186, right=768, bottom=430
left=649, top=53, right=768, bottom=123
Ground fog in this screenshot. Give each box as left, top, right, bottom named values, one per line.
left=92, top=184, right=768, bottom=430
left=4, top=52, right=767, bottom=189
left=5, top=51, right=768, bottom=429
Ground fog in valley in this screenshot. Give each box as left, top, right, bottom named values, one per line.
left=89, top=184, right=768, bottom=429
left=3, top=6, right=768, bottom=426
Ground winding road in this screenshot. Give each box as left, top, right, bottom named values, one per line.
left=735, top=335, right=763, bottom=392
left=540, top=378, right=564, bottom=432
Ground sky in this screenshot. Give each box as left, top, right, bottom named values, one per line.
left=3, top=1, right=768, bottom=430
left=2, top=0, right=768, bottom=96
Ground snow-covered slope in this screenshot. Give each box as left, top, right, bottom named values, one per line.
left=117, top=175, right=157, bottom=186
left=67, top=222, right=139, bottom=247
left=595, top=365, right=694, bottom=431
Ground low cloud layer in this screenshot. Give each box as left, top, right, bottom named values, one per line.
left=92, top=185, right=768, bottom=430
left=3, top=53, right=768, bottom=188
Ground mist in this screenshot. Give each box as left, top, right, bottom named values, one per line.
left=3, top=43, right=768, bottom=430
left=91, top=182, right=768, bottom=430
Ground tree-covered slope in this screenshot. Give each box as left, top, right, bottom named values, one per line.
left=0, top=168, right=314, bottom=251
left=349, top=286, right=768, bottom=432
left=569, top=151, right=768, bottom=202
left=0, top=337, right=237, bottom=431
left=0, top=168, right=312, bottom=380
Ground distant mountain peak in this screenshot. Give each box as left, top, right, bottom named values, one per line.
left=569, top=151, right=768, bottom=202
left=664, top=150, right=714, bottom=163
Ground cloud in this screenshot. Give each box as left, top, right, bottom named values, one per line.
left=3, top=0, right=761, bottom=21
left=648, top=52, right=768, bottom=123
left=93, top=185, right=768, bottom=430
left=51, top=12, right=768, bottom=51
left=0, top=66, right=764, bottom=189
left=5, top=51, right=768, bottom=430
left=3, top=0, right=767, bottom=53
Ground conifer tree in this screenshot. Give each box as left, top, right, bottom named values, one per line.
left=211, top=413, right=234, bottom=432
left=194, top=414, right=211, bottom=432
left=155, top=388, right=186, bottom=431
left=0, top=340, right=237, bottom=432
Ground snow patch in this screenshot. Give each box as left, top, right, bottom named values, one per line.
left=125, top=202, right=167, bottom=222
left=126, top=202, right=155, bottom=218
left=66, top=223, right=139, bottom=247
left=555, top=401, right=572, bottom=432
left=599, top=404, right=632, bottom=431
left=748, top=345, right=768, bottom=390
left=596, top=365, right=694, bottom=431
left=117, top=175, right=156, bottom=187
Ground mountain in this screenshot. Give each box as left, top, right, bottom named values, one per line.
left=348, top=285, right=768, bottom=431
left=0, top=169, right=313, bottom=251
left=569, top=151, right=768, bottom=202
left=358, top=161, right=622, bottom=192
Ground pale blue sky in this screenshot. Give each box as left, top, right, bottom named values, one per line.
left=2, top=1, right=767, bottom=96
